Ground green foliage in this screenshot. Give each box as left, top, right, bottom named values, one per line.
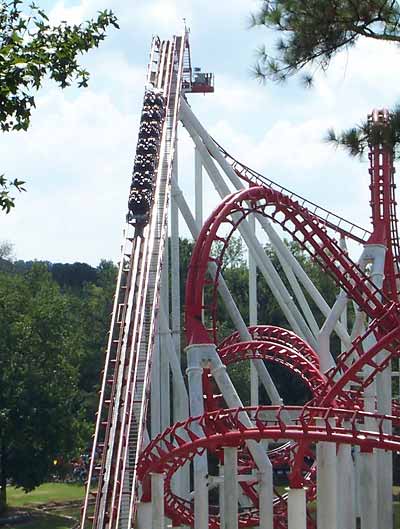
left=251, top=0, right=400, bottom=83
left=0, top=175, right=25, bottom=213
left=326, top=104, right=400, bottom=158
left=0, top=265, right=81, bottom=512
left=0, top=257, right=117, bottom=513
left=0, top=0, right=119, bottom=212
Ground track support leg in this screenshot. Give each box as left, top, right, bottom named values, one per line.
left=223, top=447, right=238, bottom=529
left=186, top=345, right=209, bottom=529
left=337, top=442, right=355, bottom=529
left=258, top=469, right=273, bottom=529
left=151, top=473, right=165, bottom=529
left=358, top=450, right=378, bottom=529
left=317, top=431, right=337, bottom=529
left=137, top=501, right=152, bottom=529
left=287, top=488, right=307, bottom=529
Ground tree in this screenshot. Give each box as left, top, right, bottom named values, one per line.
left=326, top=103, right=400, bottom=157
left=0, top=0, right=119, bottom=212
left=0, top=264, right=85, bottom=513
left=0, top=241, right=13, bottom=260
left=251, top=0, right=400, bottom=84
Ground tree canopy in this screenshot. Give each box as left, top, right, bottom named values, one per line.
left=326, top=103, right=400, bottom=158
left=0, top=255, right=117, bottom=513
left=251, top=0, right=400, bottom=84
left=0, top=0, right=118, bottom=212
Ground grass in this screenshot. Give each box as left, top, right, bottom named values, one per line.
left=3, top=511, right=77, bottom=529
left=7, top=483, right=85, bottom=508
left=2, top=483, right=85, bottom=529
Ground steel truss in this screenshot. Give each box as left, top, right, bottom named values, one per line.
left=81, top=31, right=400, bottom=529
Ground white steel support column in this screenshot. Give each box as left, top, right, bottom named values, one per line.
left=172, top=175, right=286, bottom=412
left=180, top=104, right=317, bottom=349
left=152, top=473, right=165, bottom=529
left=151, top=333, right=161, bottom=436
left=137, top=501, right=152, bottom=529
left=249, top=213, right=259, bottom=406
left=258, top=471, right=273, bottom=529
left=159, top=309, right=189, bottom=505
left=171, top=143, right=181, bottom=355
left=287, top=488, right=307, bottom=529
left=186, top=345, right=208, bottom=529
left=180, top=99, right=353, bottom=347
left=195, top=146, right=203, bottom=225
left=219, top=464, right=225, bottom=529
left=358, top=449, right=378, bottom=529
left=260, top=219, right=350, bottom=346
left=160, top=243, right=170, bottom=432
left=171, top=137, right=189, bottom=518
left=318, top=291, right=347, bottom=372
left=337, top=442, right=355, bottom=529
left=223, top=447, right=238, bottom=529
left=317, top=422, right=337, bottom=529
left=273, top=243, right=319, bottom=338
left=206, top=347, right=274, bottom=528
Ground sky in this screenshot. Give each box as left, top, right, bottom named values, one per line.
left=1, top=0, right=400, bottom=265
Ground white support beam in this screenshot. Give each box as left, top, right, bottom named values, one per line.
left=223, top=447, right=239, bottom=529
left=273, top=242, right=320, bottom=338
left=151, top=473, right=165, bottom=529
left=337, top=442, right=355, bottom=529
left=160, top=243, right=170, bottom=432
left=171, top=143, right=181, bottom=354
left=318, top=291, right=347, bottom=372
left=186, top=346, right=209, bottom=529
left=258, top=470, right=273, bottom=529
left=137, top=501, right=152, bottom=529
left=195, top=146, right=203, bottom=226
left=249, top=213, right=259, bottom=406
left=151, top=333, right=161, bottom=437
left=317, top=422, right=337, bottom=529
left=287, top=488, right=307, bottom=529
left=181, top=102, right=317, bottom=349
left=358, top=450, right=378, bottom=529
left=362, top=243, right=393, bottom=529
left=172, top=175, right=287, bottom=412
left=180, top=97, right=351, bottom=346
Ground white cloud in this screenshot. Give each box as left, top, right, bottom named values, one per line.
left=2, top=1, right=398, bottom=266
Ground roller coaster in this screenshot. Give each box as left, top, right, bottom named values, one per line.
left=80, top=30, right=400, bottom=529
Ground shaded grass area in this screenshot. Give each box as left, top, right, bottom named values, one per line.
left=2, top=483, right=85, bottom=529
left=3, top=510, right=77, bottom=529
left=7, top=483, right=85, bottom=508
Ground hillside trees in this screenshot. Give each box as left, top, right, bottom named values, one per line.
left=0, top=258, right=116, bottom=513
left=0, top=264, right=82, bottom=513
left=0, top=0, right=119, bottom=212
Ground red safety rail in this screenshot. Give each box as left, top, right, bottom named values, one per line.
left=214, top=140, right=372, bottom=244
left=315, top=303, right=400, bottom=406
left=219, top=340, right=325, bottom=396
left=220, top=325, right=320, bottom=368
left=137, top=405, right=400, bottom=527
